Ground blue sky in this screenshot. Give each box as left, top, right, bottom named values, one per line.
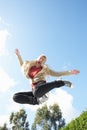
left=0, top=0, right=87, bottom=129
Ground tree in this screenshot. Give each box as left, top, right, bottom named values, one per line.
left=63, top=109, right=87, bottom=130
left=32, top=103, right=65, bottom=130
left=0, top=123, right=8, bottom=130
left=49, top=104, right=65, bottom=130
left=9, top=109, right=30, bottom=130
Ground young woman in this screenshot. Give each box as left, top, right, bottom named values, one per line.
left=13, top=49, right=80, bottom=105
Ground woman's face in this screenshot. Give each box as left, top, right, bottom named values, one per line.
left=39, top=56, right=46, bottom=64
left=36, top=56, right=46, bottom=67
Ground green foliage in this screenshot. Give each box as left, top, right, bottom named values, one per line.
left=0, top=123, right=8, bottom=130
left=63, top=109, right=87, bottom=130
left=32, top=103, right=65, bottom=130
left=9, top=109, right=30, bottom=130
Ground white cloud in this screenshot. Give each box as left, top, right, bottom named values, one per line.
left=0, top=88, right=79, bottom=127
left=8, top=98, right=21, bottom=113
left=0, top=17, right=10, bottom=26
left=26, top=88, right=79, bottom=123
left=0, top=115, right=10, bottom=126
left=46, top=89, right=79, bottom=123
left=0, top=97, right=22, bottom=127
left=0, top=67, right=17, bottom=92
left=0, top=29, right=11, bottom=56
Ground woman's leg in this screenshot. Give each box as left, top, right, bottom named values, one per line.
left=33, top=80, right=65, bottom=98
left=13, top=91, right=39, bottom=105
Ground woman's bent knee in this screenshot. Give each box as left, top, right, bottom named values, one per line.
left=13, top=93, right=19, bottom=102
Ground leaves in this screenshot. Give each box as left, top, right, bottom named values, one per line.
left=63, top=109, right=87, bottom=130
left=32, top=103, right=65, bottom=130
left=9, top=109, right=30, bottom=130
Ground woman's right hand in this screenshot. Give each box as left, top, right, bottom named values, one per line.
left=15, top=48, right=20, bottom=56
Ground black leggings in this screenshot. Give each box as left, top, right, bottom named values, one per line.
left=13, top=80, right=64, bottom=105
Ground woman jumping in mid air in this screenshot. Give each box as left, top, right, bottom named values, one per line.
left=13, top=49, right=80, bottom=105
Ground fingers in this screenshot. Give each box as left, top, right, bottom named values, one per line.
left=72, top=70, right=80, bottom=74
left=15, top=48, right=20, bottom=55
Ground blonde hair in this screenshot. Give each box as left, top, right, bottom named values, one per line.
left=37, top=54, right=47, bottom=60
